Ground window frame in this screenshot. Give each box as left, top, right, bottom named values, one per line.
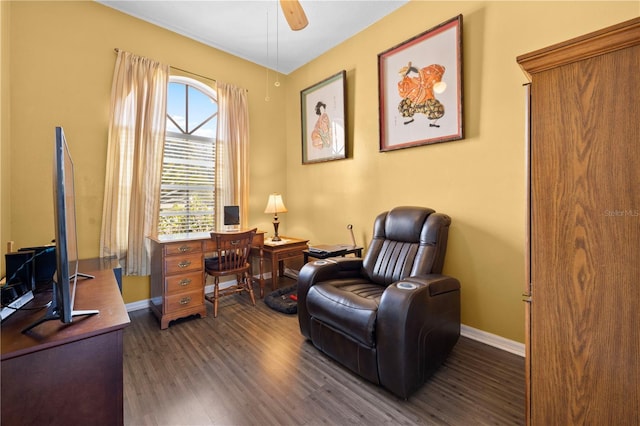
left=158, top=76, right=218, bottom=236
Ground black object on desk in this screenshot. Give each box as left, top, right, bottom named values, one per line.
left=303, top=244, right=363, bottom=263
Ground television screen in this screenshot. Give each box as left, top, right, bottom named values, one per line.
left=22, top=127, right=97, bottom=333
left=55, top=126, right=78, bottom=322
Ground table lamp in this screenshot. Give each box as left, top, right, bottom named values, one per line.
left=264, top=193, right=287, bottom=241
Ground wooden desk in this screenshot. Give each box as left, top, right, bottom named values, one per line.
left=263, top=236, right=309, bottom=292
left=1, top=269, right=130, bottom=426
left=148, top=230, right=265, bottom=329
left=78, top=256, right=122, bottom=291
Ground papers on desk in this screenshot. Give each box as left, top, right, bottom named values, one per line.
left=308, top=244, right=354, bottom=255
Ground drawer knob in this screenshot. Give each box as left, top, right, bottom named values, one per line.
left=178, top=260, right=192, bottom=268
left=179, top=278, right=192, bottom=286
left=179, top=245, right=192, bottom=253
left=179, top=296, right=191, bottom=305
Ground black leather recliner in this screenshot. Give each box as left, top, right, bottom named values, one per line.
left=297, top=206, right=461, bottom=399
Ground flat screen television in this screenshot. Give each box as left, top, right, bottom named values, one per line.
left=22, top=127, right=98, bottom=333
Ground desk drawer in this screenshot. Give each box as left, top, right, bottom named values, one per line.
left=277, top=249, right=306, bottom=260
left=165, top=252, right=202, bottom=274
left=166, top=271, right=203, bottom=294
left=164, top=241, right=202, bottom=256
left=203, top=234, right=263, bottom=253
left=165, top=289, right=204, bottom=313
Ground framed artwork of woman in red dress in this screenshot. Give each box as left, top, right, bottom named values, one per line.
left=301, top=70, right=347, bottom=164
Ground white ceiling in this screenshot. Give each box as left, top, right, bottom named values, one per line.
left=97, top=0, right=409, bottom=74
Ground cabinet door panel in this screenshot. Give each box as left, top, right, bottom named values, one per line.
left=530, top=46, right=640, bottom=425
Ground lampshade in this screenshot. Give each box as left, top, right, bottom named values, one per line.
left=264, top=194, right=287, bottom=241
left=264, top=194, right=288, bottom=214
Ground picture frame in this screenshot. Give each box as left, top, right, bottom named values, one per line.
left=301, top=70, right=347, bottom=164
left=378, top=15, right=463, bottom=152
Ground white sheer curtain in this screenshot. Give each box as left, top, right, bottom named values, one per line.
left=100, top=50, right=169, bottom=275
left=215, top=82, right=250, bottom=229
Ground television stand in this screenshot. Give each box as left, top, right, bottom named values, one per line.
left=78, top=257, right=122, bottom=291
left=21, top=306, right=99, bottom=334
left=1, top=269, right=129, bottom=425
left=74, top=272, right=95, bottom=280
left=21, top=267, right=99, bottom=332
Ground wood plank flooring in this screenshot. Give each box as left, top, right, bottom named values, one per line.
left=123, top=279, right=525, bottom=425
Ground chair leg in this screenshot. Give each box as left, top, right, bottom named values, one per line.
left=245, top=272, right=256, bottom=306
left=213, top=278, right=220, bottom=318
left=236, top=274, right=243, bottom=293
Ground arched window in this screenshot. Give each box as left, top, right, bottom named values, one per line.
left=158, top=76, right=218, bottom=235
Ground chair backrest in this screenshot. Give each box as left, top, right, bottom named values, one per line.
left=362, top=206, right=451, bottom=285
left=208, top=228, right=257, bottom=273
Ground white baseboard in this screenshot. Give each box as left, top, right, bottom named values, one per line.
left=461, top=324, right=525, bottom=357
left=126, top=299, right=151, bottom=312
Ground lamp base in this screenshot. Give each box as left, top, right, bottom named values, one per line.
left=272, top=218, right=281, bottom=241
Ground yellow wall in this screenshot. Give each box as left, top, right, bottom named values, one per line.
left=5, top=1, right=285, bottom=303
left=284, top=1, right=638, bottom=343
left=1, top=1, right=11, bottom=275
left=4, top=1, right=638, bottom=342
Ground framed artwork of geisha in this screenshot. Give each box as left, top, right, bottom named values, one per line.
left=378, top=15, right=463, bottom=152
left=301, top=70, right=347, bottom=164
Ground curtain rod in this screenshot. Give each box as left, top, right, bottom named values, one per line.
left=114, top=48, right=216, bottom=83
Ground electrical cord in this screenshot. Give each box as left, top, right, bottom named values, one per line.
left=1, top=246, right=55, bottom=289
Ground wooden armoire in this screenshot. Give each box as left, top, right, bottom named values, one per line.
left=517, top=18, right=639, bottom=425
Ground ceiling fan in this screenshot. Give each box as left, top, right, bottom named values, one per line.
left=279, top=0, right=308, bottom=31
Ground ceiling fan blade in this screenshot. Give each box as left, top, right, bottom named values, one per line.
left=279, top=0, right=308, bottom=31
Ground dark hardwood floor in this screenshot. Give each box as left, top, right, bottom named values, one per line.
left=123, top=279, right=525, bottom=425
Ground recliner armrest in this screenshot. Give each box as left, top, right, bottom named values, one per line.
left=403, top=274, right=461, bottom=297
left=297, top=257, right=364, bottom=339
left=299, top=256, right=363, bottom=282
left=376, top=274, right=461, bottom=398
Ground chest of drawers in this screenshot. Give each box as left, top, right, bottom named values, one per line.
left=148, top=231, right=265, bottom=329
left=149, top=238, right=206, bottom=329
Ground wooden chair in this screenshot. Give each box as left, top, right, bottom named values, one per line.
left=204, top=228, right=257, bottom=317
